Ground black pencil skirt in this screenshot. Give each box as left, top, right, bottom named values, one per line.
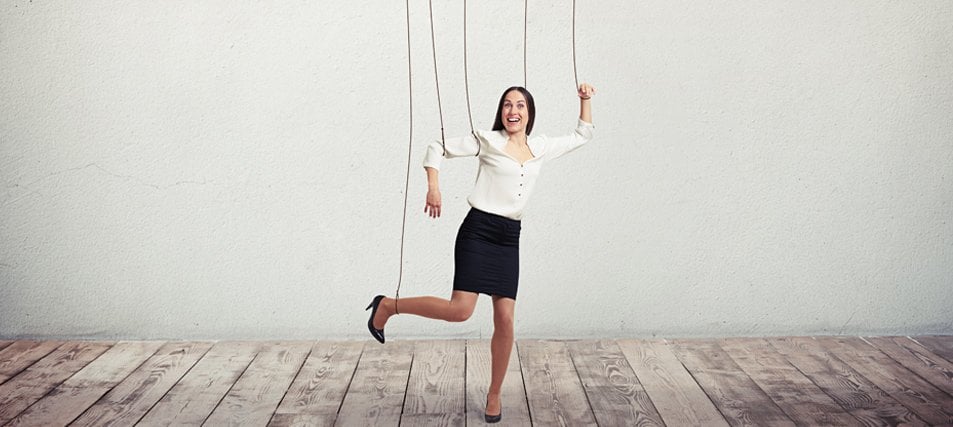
left=453, top=208, right=521, bottom=300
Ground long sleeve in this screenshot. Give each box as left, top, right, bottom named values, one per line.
left=424, top=124, right=592, bottom=220
left=422, top=131, right=483, bottom=170
left=539, top=119, right=595, bottom=161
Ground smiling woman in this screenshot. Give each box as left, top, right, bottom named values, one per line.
left=366, top=82, right=596, bottom=423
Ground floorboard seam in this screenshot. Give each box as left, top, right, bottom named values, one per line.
left=136, top=341, right=214, bottom=425
left=2, top=341, right=105, bottom=423
left=397, top=342, right=415, bottom=426
left=70, top=341, right=166, bottom=426
left=335, top=341, right=366, bottom=421
left=463, top=340, right=469, bottom=426
left=515, top=341, right=534, bottom=427
left=0, top=341, right=63, bottom=387
left=567, top=341, right=600, bottom=427
left=769, top=337, right=868, bottom=425
left=870, top=336, right=953, bottom=401
left=715, top=340, right=795, bottom=424
left=665, top=339, right=731, bottom=425
left=266, top=343, right=314, bottom=426
left=200, top=342, right=259, bottom=426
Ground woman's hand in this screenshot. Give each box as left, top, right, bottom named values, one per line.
left=425, top=188, right=442, bottom=218
left=577, top=83, right=596, bottom=99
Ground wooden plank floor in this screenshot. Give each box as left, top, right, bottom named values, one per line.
left=0, top=337, right=950, bottom=426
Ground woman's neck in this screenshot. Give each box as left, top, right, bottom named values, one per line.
left=506, top=131, right=528, bottom=146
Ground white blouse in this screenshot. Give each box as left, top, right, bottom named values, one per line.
left=423, top=119, right=595, bottom=220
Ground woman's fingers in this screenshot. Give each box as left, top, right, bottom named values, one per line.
left=425, top=189, right=441, bottom=218
left=424, top=203, right=441, bottom=218
left=577, top=83, right=596, bottom=99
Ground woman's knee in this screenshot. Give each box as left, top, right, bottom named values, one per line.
left=493, top=310, right=514, bottom=330
left=446, top=291, right=477, bottom=322
left=447, top=304, right=475, bottom=322
left=492, top=297, right=515, bottom=330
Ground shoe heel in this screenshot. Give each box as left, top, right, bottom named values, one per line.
left=366, top=295, right=387, bottom=344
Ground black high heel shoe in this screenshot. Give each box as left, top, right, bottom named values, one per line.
left=485, top=396, right=502, bottom=423
left=365, top=295, right=386, bottom=344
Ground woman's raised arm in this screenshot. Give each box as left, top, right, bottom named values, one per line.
left=577, top=82, right=595, bottom=124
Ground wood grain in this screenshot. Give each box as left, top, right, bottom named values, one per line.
left=269, top=341, right=363, bottom=426
left=0, top=341, right=112, bottom=425
left=0, top=340, right=64, bottom=384
left=0, top=340, right=14, bottom=351
left=400, top=413, right=465, bottom=426
left=567, top=340, right=664, bottom=426
left=519, top=340, right=598, bottom=426
left=670, top=339, right=796, bottom=427
left=69, top=341, right=213, bottom=426
left=769, top=337, right=926, bottom=426
left=465, top=339, right=531, bottom=427
left=0, top=337, right=947, bottom=426
left=402, top=340, right=466, bottom=426
left=6, top=340, right=164, bottom=426
left=138, top=341, right=260, bottom=426
left=335, top=340, right=413, bottom=426
left=719, top=338, right=861, bottom=426
left=913, top=335, right=953, bottom=362
left=618, top=339, right=728, bottom=427
left=818, top=336, right=953, bottom=425
left=204, top=341, right=311, bottom=426
left=268, top=413, right=338, bottom=427
left=865, top=336, right=953, bottom=397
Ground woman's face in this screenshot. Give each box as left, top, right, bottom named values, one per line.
left=500, top=90, right=529, bottom=135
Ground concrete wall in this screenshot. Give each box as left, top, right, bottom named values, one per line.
left=2, top=1, right=951, bottom=340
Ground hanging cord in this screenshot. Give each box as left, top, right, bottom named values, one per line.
left=429, top=0, right=447, bottom=156
left=571, top=0, right=579, bottom=89
left=523, top=0, right=528, bottom=87
left=394, top=0, right=415, bottom=314
left=463, top=0, right=479, bottom=154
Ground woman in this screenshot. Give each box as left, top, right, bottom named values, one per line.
left=366, top=82, right=595, bottom=423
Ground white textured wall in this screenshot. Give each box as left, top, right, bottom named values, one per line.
left=2, top=1, right=951, bottom=340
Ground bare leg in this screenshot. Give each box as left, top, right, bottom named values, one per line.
left=373, top=291, right=478, bottom=329
left=486, top=295, right=515, bottom=417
